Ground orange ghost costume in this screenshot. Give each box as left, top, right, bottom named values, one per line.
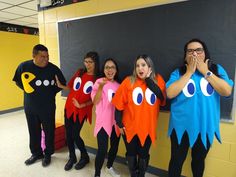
left=112, top=74, right=166, bottom=146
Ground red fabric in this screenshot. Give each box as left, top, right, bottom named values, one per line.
left=112, top=74, right=166, bottom=146
left=65, top=70, right=94, bottom=123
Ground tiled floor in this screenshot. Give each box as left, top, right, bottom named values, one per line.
left=0, top=110, right=157, bottom=177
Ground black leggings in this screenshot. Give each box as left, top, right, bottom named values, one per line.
left=65, top=114, right=86, bottom=159
left=95, top=127, right=120, bottom=176
left=168, top=130, right=210, bottom=177
left=124, top=135, right=151, bottom=158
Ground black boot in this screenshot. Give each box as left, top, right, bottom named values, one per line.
left=74, top=152, right=89, bottom=170
left=126, top=156, right=138, bottom=177
left=137, top=155, right=149, bottom=177
left=64, top=158, right=77, bottom=171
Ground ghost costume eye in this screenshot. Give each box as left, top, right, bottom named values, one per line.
left=108, top=89, right=115, bottom=102
left=145, top=88, right=156, bottom=105
left=132, top=87, right=143, bottom=105
left=200, top=78, right=214, bottom=96
left=83, top=81, right=93, bottom=94
left=73, top=77, right=82, bottom=91
left=182, top=79, right=196, bottom=97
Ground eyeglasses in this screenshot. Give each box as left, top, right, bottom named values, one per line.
left=186, top=48, right=204, bottom=54
left=105, top=66, right=116, bottom=70
left=84, top=60, right=94, bottom=64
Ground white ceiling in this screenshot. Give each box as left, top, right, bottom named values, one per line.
left=0, top=0, right=38, bottom=28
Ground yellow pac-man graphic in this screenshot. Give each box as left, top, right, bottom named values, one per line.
left=21, top=72, right=36, bottom=93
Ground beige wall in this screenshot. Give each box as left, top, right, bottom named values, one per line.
left=38, top=1, right=236, bottom=176
left=0, top=31, right=39, bottom=111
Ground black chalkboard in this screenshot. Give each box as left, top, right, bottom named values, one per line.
left=58, top=0, right=235, bottom=120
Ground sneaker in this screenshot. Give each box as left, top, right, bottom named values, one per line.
left=104, top=167, right=120, bottom=177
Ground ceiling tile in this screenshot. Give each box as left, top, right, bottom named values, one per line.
left=3, top=6, right=37, bottom=16
left=19, top=0, right=38, bottom=11
left=29, top=14, right=38, bottom=19
left=17, top=16, right=38, bottom=23
left=0, top=2, right=12, bottom=9
left=0, top=0, right=30, bottom=5
left=0, top=16, right=9, bottom=22
left=5, top=19, right=30, bottom=26
left=0, top=11, right=23, bottom=19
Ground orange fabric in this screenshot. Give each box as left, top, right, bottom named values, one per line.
left=112, top=74, right=166, bottom=146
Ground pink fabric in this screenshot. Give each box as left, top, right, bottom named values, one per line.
left=41, top=130, right=45, bottom=151
left=91, top=78, right=120, bottom=137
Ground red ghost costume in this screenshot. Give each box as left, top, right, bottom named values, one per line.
left=65, top=69, right=94, bottom=123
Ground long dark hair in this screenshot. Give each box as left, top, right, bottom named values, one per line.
left=101, top=58, right=120, bottom=83
left=79, top=51, right=100, bottom=79
left=179, top=38, right=218, bottom=76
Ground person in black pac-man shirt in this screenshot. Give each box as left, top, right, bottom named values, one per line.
left=13, top=44, right=66, bottom=167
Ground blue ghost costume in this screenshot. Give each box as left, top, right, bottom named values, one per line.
left=166, top=64, right=234, bottom=148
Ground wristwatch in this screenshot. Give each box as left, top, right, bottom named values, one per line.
left=205, top=71, right=213, bottom=79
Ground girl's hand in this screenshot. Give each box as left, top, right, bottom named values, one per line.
left=197, top=58, right=209, bottom=75
left=186, top=56, right=197, bottom=75
left=146, top=68, right=152, bottom=78
left=98, top=78, right=107, bottom=89
left=72, top=98, right=84, bottom=108
left=55, top=75, right=63, bottom=88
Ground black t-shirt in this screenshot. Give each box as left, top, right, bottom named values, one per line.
left=13, top=60, right=66, bottom=114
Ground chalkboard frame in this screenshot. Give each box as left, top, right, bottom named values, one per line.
left=58, top=0, right=236, bottom=121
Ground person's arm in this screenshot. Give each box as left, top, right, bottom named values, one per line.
left=12, top=64, right=24, bottom=90
left=72, top=98, right=92, bottom=108
left=115, top=109, right=125, bottom=135
left=205, top=74, right=232, bottom=96
left=167, top=72, right=193, bottom=99
left=167, top=57, right=196, bottom=99
left=145, top=77, right=164, bottom=101
left=92, top=79, right=107, bottom=105
left=55, top=75, right=69, bottom=90
left=197, top=59, right=233, bottom=96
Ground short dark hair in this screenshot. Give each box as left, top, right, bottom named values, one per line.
left=33, top=44, right=48, bottom=57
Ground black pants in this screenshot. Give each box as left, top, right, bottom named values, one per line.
left=64, top=114, right=87, bottom=159
left=124, top=135, right=151, bottom=158
left=168, top=130, right=210, bottom=177
left=95, top=127, right=120, bottom=176
left=25, top=111, right=55, bottom=156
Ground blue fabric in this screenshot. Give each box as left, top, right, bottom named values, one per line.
left=166, top=64, right=234, bottom=148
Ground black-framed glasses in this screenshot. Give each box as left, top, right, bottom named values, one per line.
left=84, top=60, right=94, bottom=64
left=186, top=48, right=204, bottom=54
left=105, top=66, right=116, bottom=70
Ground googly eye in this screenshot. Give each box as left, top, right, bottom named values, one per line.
left=83, top=81, right=93, bottom=94
left=145, top=88, right=156, bottom=105
left=51, top=80, right=55, bottom=85
left=182, top=79, right=196, bottom=97
left=132, top=87, right=143, bottom=105
left=73, top=77, right=82, bottom=91
left=43, top=80, right=50, bottom=86
left=108, top=89, right=115, bottom=102
left=35, top=80, right=42, bottom=86
left=200, top=78, right=214, bottom=96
